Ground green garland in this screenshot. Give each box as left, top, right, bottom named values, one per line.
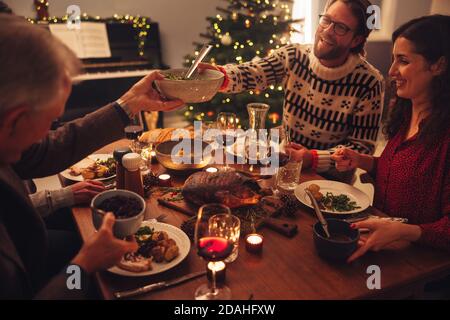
left=26, top=13, right=152, bottom=57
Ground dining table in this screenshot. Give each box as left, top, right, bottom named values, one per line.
left=62, top=139, right=450, bottom=300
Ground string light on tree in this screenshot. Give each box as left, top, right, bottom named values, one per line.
left=33, top=0, right=49, bottom=20
left=221, top=33, right=233, bottom=46
left=28, top=7, right=152, bottom=57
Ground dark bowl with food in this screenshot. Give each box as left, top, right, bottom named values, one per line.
left=91, top=189, right=145, bottom=238
left=313, top=218, right=359, bottom=262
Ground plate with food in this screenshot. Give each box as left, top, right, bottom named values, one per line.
left=60, top=154, right=116, bottom=182
left=108, top=220, right=191, bottom=277
left=294, top=180, right=370, bottom=215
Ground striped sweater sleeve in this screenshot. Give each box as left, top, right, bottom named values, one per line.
left=222, top=45, right=295, bottom=93
left=314, top=76, right=385, bottom=173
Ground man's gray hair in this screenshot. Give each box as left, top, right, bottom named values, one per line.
left=0, top=14, right=81, bottom=114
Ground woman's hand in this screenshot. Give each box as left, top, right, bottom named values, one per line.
left=71, top=213, right=138, bottom=274
left=70, top=180, right=105, bottom=205
left=198, top=63, right=227, bottom=92
left=284, top=143, right=312, bottom=168
left=118, top=71, right=185, bottom=115
left=347, top=219, right=422, bottom=263
left=331, top=147, right=361, bottom=172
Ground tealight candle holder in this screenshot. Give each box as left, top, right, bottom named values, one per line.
left=205, top=167, right=218, bottom=173
left=149, top=150, right=158, bottom=164
left=158, top=173, right=172, bottom=187
left=245, top=233, right=264, bottom=254
left=207, top=261, right=226, bottom=284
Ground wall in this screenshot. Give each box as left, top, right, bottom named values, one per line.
left=3, top=0, right=222, bottom=68
left=431, top=0, right=450, bottom=14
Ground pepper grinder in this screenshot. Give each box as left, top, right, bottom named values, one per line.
left=113, top=147, right=132, bottom=190
left=122, top=153, right=144, bottom=197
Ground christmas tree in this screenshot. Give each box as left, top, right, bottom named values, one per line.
left=182, top=0, right=302, bottom=129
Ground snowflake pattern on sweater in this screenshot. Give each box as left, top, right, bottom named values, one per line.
left=223, top=44, right=385, bottom=172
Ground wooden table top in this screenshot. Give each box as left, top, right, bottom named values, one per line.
left=67, top=140, right=450, bottom=300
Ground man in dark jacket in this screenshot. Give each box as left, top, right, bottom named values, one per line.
left=0, top=14, right=183, bottom=299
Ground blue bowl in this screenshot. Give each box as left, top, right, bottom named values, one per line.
left=313, top=218, right=359, bottom=262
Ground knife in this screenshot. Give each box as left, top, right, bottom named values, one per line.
left=114, top=270, right=206, bottom=299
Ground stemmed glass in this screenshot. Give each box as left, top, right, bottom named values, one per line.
left=216, top=112, right=237, bottom=171
left=124, top=112, right=144, bottom=153
left=194, top=204, right=233, bottom=300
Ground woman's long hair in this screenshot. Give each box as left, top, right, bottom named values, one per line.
left=384, top=15, right=450, bottom=144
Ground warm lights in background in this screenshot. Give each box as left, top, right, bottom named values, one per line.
left=26, top=13, right=151, bottom=57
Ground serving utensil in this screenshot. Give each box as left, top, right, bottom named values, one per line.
left=91, top=206, right=107, bottom=217
left=184, top=44, right=213, bottom=79
left=305, top=189, right=330, bottom=238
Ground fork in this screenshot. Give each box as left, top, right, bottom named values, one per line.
left=155, top=213, right=168, bottom=222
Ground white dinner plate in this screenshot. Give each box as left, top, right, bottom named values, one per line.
left=108, top=221, right=191, bottom=277
left=60, top=154, right=116, bottom=182
left=294, top=180, right=370, bottom=215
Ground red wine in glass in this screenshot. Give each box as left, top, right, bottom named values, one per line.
left=197, top=236, right=234, bottom=262
left=124, top=125, right=143, bottom=140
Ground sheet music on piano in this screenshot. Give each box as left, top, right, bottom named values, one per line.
left=49, top=22, right=111, bottom=59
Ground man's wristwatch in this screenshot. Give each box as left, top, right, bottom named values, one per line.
left=115, top=99, right=134, bottom=120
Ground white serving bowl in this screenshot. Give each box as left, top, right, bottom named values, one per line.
left=155, top=68, right=224, bottom=103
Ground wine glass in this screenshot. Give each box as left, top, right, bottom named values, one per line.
left=124, top=112, right=144, bottom=153
left=216, top=112, right=237, bottom=171
left=194, top=204, right=233, bottom=300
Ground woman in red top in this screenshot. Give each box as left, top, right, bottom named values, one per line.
left=331, top=15, right=450, bottom=262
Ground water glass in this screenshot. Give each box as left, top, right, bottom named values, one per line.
left=276, top=159, right=303, bottom=191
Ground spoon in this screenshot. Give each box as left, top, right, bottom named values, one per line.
left=92, top=206, right=107, bottom=217
left=184, top=44, right=213, bottom=79
left=305, top=189, right=330, bottom=238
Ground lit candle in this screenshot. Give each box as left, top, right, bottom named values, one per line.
left=158, top=174, right=172, bottom=187
left=207, top=261, right=226, bottom=284
left=269, top=112, right=280, bottom=124
left=245, top=233, right=264, bottom=254
left=205, top=167, right=218, bottom=173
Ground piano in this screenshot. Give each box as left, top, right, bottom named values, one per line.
left=58, top=21, right=167, bottom=128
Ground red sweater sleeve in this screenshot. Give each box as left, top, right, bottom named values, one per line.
left=418, top=216, right=450, bottom=252
left=418, top=159, right=450, bottom=251
left=368, top=156, right=379, bottom=180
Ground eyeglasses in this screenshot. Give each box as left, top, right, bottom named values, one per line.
left=318, top=15, right=354, bottom=36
